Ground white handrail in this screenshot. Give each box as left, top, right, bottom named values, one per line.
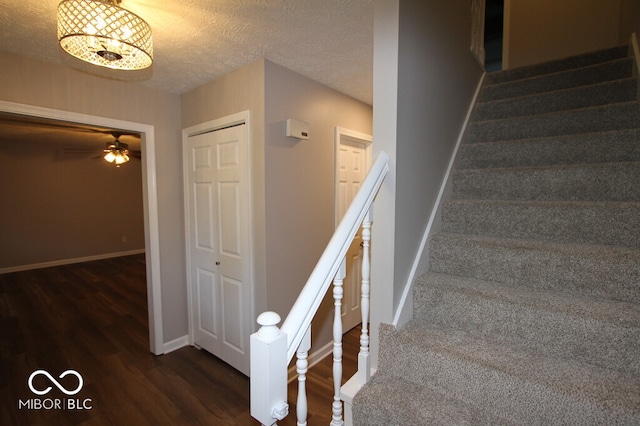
left=251, top=151, right=389, bottom=425
left=280, top=151, right=390, bottom=361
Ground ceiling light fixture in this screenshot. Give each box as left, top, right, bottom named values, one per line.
left=57, top=0, right=153, bottom=70
left=104, top=139, right=130, bottom=167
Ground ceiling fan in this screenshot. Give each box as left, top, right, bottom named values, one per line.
left=35, top=123, right=143, bottom=167
left=101, top=132, right=141, bottom=167
left=0, top=112, right=142, bottom=166
left=61, top=131, right=142, bottom=167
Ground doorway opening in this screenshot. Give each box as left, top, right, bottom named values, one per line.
left=183, top=110, right=254, bottom=376
left=0, top=100, right=163, bottom=354
left=334, top=127, right=372, bottom=333
left=485, top=0, right=505, bottom=71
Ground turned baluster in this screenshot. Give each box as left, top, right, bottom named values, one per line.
left=359, top=210, right=372, bottom=383
left=296, top=327, right=311, bottom=426
left=331, top=260, right=346, bottom=426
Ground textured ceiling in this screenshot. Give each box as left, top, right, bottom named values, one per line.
left=0, top=0, right=374, bottom=104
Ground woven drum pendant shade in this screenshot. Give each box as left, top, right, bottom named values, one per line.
left=57, top=0, right=153, bottom=70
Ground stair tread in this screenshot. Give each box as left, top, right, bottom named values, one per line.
left=415, top=272, right=640, bottom=328
left=352, top=375, right=512, bottom=426
left=473, top=77, right=638, bottom=121
left=412, top=272, right=640, bottom=375
left=429, top=232, right=640, bottom=303
left=469, top=99, right=640, bottom=126
left=453, top=159, right=640, bottom=173
left=443, top=198, right=640, bottom=208
left=463, top=127, right=640, bottom=147
left=441, top=199, right=640, bottom=248
left=430, top=232, right=640, bottom=259
left=484, top=45, right=629, bottom=85
left=459, top=128, right=640, bottom=169
left=480, top=57, right=634, bottom=101
left=482, top=75, right=638, bottom=100
left=377, top=324, right=640, bottom=423
left=468, top=100, right=640, bottom=143
left=452, top=161, right=640, bottom=202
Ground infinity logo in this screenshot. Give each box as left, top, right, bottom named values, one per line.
left=28, top=370, right=83, bottom=396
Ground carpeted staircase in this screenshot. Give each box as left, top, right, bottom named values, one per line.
left=352, top=46, right=640, bottom=424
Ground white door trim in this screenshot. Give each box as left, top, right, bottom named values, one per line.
left=182, top=110, right=254, bottom=350
left=0, top=100, right=164, bottom=355
left=334, top=126, right=373, bottom=227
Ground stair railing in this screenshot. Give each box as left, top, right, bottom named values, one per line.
left=250, top=151, right=389, bottom=426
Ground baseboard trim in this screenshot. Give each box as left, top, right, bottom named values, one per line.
left=0, top=249, right=146, bottom=274
left=392, top=71, right=487, bottom=328
left=163, top=335, right=190, bottom=354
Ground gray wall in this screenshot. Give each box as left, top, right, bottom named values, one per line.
left=183, top=58, right=373, bottom=350
left=371, top=0, right=482, bottom=364
left=264, top=60, right=372, bottom=349
left=505, top=0, right=631, bottom=69
left=0, top=137, right=144, bottom=269
left=394, top=0, right=482, bottom=300
left=1, top=52, right=372, bottom=355
left=181, top=59, right=269, bottom=319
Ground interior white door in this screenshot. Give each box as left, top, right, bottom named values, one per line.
left=184, top=121, right=252, bottom=375
left=336, top=132, right=371, bottom=332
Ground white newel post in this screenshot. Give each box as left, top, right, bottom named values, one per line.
left=250, top=311, right=289, bottom=426
left=359, top=210, right=372, bottom=383
left=296, top=327, right=311, bottom=426
left=331, top=260, right=346, bottom=426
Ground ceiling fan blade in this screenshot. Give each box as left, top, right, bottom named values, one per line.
left=61, top=147, right=101, bottom=155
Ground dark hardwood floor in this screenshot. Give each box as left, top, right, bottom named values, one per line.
left=0, top=254, right=359, bottom=425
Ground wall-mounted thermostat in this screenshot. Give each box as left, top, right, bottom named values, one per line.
left=285, top=118, right=309, bottom=140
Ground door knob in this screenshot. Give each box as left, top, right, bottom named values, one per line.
left=216, top=261, right=221, bottom=265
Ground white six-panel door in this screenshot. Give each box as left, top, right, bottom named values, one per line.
left=336, top=128, right=372, bottom=332
left=184, top=115, right=252, bottom=375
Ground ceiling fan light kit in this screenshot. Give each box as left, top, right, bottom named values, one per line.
left=57, top=0, right=153, bottom=70
left=104, top=139, right=130, bottom=166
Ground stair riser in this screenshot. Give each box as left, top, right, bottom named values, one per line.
left=352, top=377, right=512, bottom=426
left=484, top=46, right=629, bottom=85
left=441, top=200, right=640, bottom=248
left=459, top=129, right=640, bottom=169
left=452, top=163, right=640, bottom=202
left=480, top=58, right=634, bottom=102
left=468, top=102, right=640, bottom=143
left=413, top=283, right=640, bottom=375
left=379, top=334, right=638, bottom=425
left=428, top=234, right=640, bottom=304
left=474, top=79, right=637, bottom=122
